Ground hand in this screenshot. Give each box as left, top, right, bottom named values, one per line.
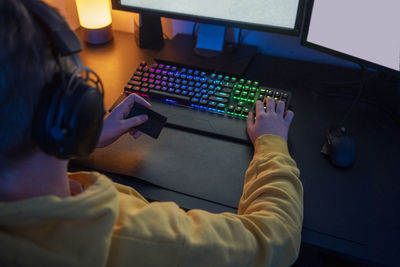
left=97, top=93, right=151, bottom=148
left=246, top=98, right=294, bottom=144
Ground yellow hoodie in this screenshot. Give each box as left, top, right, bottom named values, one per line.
left=0, top=135, right=303, bottom=267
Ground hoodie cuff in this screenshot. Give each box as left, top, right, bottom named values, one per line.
left=253, top=134, right=290, bottom=158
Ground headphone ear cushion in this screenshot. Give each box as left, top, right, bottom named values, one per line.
left=61, top=81, right=104, bottom=158
left=33, top=78, right=104, bottom=159
left=33, top=77, right=67, bottom=156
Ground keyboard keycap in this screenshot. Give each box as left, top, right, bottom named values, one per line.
left=191, top=97, right=199, bottom=104
left=215, top=92, right=229, bottom=98
left=128, top=80, right=142, bottom=86
left=200, top=99, right=208, bottom=106
left=222, top=87, right=233, bottom=94
left=217, top=103, right=226, bottom=110
left=209, top=96, right=228, bottom=103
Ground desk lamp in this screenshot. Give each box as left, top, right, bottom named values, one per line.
left=76, top=0, right=113, bottom=44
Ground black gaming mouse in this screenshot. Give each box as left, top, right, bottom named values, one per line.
left=321, top=127, right=356, bottom=168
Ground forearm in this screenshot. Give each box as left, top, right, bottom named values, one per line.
left=110, top=134, right=303, bottom=267
left=237, top=134, right=303, bottom=266
left=173, top=135, right=303, bottom=266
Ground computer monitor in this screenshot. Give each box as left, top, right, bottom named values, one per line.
left=112, top=0, right=305, bottom=35
left=112, top=0, right=305, bottom=74
left=302, top=0, right=400, bottom=74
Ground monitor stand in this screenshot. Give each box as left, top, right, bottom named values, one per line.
left=155, top=33, right=258, bottom=76
left=193, top=24, right=226, bottom=57
left=135, top=14, right=164, bottom=49
left=136, top=15, right=257, bottom=76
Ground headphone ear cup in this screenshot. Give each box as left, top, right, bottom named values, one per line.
left=60, top=80, right=104, bottom=158
left=33, top=77, right=68, bottom=156
left=34, top=77, right=104, bottom=159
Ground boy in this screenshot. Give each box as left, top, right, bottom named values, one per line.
left=0, top=0, right=303, bottom=266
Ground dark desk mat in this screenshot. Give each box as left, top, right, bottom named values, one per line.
left=75, top=127, right=253, bottom=209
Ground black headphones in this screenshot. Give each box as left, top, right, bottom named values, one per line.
left=21, top=0, right=105, bottom=159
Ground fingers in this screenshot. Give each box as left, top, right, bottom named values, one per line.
left=131, top=93, right=151, bottom=108
left=133, top=131, right=142, bottom=139
left=247, top=111, right=254, bottom=128
left=129, top=129, right=142, bottom=139
left=255, top=100, right=264, bottom=115
left=115, top=93, right=151, bottom=115
left=284, top=110, right=294, bottom=124
left=121, top=114, right=148, bottom=132
left=129, top=128, right=137, bottom=136
left=265, top=97, right=275, bottom=113
left=276, top=101, right=285, bottom=116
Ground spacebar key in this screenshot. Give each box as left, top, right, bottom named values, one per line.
left=148, top=89, right=190, bottom=104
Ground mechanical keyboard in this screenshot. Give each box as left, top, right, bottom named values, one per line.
left=120, top=60, right=292, bottom=143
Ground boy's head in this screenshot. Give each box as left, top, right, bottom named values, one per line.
left=0, top=0, right=104, bottom=167
left=0, top=0, right=59, bottom=164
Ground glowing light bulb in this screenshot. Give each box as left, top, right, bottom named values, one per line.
left=76, top=0, right=113, bottom=44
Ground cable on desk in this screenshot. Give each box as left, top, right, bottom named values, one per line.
left=313, top=89, right=400, bottom=127
left=340, top=64, right=368, bottom=126
left=315, top=64, right=400, bottom=127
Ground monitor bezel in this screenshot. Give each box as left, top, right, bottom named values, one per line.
left=301, top=0, right=400, bottom=75
left=111, top=0, right=306, bottom=36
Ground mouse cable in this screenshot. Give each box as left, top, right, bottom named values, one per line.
left=332, top=63, right=368, bottom=126
left=334, top=63, right=400, bottom=127
left=313, top=87, right=400, bottom=127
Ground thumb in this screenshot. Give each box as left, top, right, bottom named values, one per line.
left=121, top=115, right=148, bottom=132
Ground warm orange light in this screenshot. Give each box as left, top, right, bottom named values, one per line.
left=76, top=0, right=112, bottom=29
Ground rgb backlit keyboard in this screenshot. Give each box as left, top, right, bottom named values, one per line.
left=124, top=61, right=291, bottom=119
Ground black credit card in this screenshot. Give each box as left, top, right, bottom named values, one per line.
left=128, top=103, right=167, bottom=139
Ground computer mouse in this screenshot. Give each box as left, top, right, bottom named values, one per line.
left=321, top=127, right=356, bottom=168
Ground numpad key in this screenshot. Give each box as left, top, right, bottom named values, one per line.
left=124, top=61, right=291, bottom=119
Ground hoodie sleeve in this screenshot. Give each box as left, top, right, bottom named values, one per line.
left=108, top=134, right=303, bottom=267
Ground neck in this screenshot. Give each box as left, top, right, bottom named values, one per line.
left=0, top=151, right=69, bottom=201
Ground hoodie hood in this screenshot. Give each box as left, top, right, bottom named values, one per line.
left=0, top=172, right=119, bottom=267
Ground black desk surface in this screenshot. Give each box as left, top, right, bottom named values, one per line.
left=72, top=30, right=400, bottom=266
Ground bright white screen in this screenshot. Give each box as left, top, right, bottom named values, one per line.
left=307, top=0, right=400, bottom=71
left=121, top=0, right=300, bottom=29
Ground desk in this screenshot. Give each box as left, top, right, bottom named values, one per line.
left=71, top=30, right=400, bottom=266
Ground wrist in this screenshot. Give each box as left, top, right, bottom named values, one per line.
left=253, top=134, right=290, bottom=157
